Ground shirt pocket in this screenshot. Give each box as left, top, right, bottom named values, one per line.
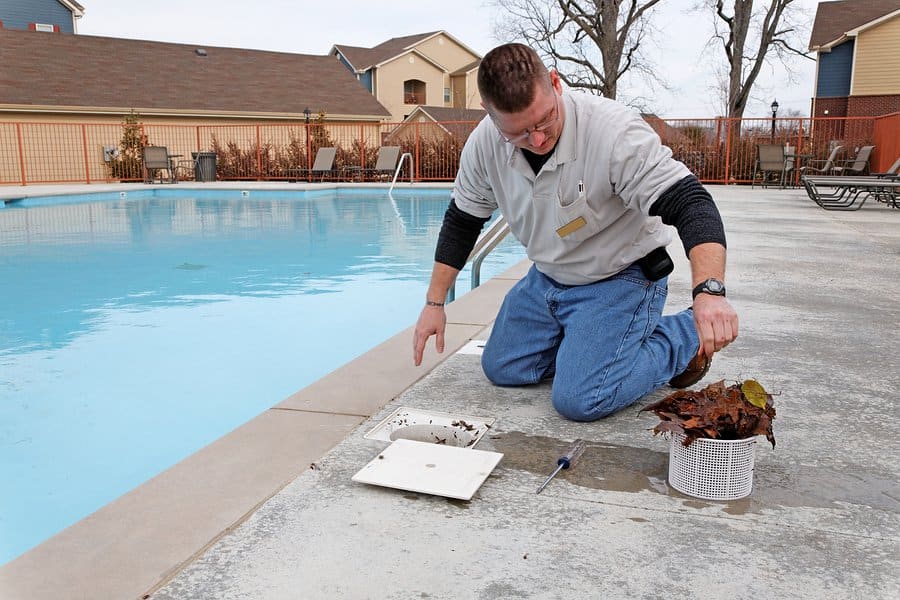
left=552, top=189, right=600, bottom=244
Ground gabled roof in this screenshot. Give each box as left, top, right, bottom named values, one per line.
left=388, top=106, right=485, bottom=141
left=451, top=60, right=481, bottom=76
left=412, top=106, right=486, bottom=122
left=0, top=29, right=390, bottom=119
left=333, top=31, right=440, bottom=72
left=808, top=0, right=900, bottom=50
left=333, top=31, right=480, bottom=72
left=332, top=44, right=381, bottom=72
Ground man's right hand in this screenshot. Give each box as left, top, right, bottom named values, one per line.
left=413, top=304, right=447, bottom=366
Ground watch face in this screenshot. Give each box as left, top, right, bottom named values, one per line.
left=707, top=279, right=724, bottom=293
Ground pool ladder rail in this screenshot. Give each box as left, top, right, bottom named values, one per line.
left=388, top=153, right=414, bottom=194
left=447, top=215, right=511, bottom=303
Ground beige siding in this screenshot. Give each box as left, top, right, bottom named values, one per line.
left=450, top=74, right=467, bottom=108
left=852, top=16, right=900, bottom=96
left=414, top=35, right=479, bottom=73
left=375, top=56, right=445, bottom=122
left=450, top=72, right=482, bottom=109
left=466, top=71, right=482, bottom=108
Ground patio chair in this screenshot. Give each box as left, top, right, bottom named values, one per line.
left=782, top=145, right=798, bottom=187
left=288, top=147, right=337, bottom=182
left=799, top=145, right=843, bottom=177
left=171, top=153, right=200, bottom=182
left=832, top=145, right=875, bottom=176
left=142, top=146, right=176, bottom=183
left=752, top=144, right=789, bottom=188
left=352, top=146, right=402, bottom=181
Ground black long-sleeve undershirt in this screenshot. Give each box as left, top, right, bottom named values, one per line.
left=649, top=174, right=726, bottom=256
left=434, top=199, right=491, bottom=269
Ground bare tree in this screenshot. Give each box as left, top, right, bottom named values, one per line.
left=492, top=0, right=665, bottom=102
left=702, top=0, right=812, bottom=119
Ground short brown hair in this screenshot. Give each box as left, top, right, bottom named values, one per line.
left=477, top=43, right=550, bottom=113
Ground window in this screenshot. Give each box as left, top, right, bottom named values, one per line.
left=404, top=79, right=426, bottom=105
left=444, top=88, right=451, bottom=103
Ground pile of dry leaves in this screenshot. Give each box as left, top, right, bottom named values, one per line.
left=642, top=379, right=776, bottom=448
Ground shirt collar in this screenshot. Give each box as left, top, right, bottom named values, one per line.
left=501, top=92, right=578, bottom=173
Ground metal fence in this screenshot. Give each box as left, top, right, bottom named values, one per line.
left=1, top=114, right=897, bottom=186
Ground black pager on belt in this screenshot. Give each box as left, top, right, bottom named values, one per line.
left=637, top=246, right=674, bottom=281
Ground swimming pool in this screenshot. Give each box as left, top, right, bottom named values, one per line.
left=0, top=187, right=526, bottom=564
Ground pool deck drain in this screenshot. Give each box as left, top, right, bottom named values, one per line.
left=1, top=183, right=899, bottom=599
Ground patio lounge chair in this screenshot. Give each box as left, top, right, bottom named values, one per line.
left=752, top=144, right=790, bottom=188
left=288, top=147, right=337, bottom=182
left=832, top=145, right=875, bottom=176
left=799, top=145, right=843, bottom=177
left=351, top=146, right=402, bottom=181
left=801, top=175, right=900, bottom=210
left=143, top=146, right=176, bottom=183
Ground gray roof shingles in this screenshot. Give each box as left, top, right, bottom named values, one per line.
left=334, top=31, right=440, bottom=71
left=0, top=29, right=390, bottom=118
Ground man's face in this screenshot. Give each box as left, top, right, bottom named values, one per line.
left=487, top=70, right=565, bottom=155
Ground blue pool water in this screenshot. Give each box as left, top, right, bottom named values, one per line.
left=0, top=187, right=525, bottom=564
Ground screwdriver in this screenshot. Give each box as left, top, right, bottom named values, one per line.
left=535, top=438, right=587, bottom=494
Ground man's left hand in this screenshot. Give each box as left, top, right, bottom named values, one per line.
left=692, top=294, right=738, bottom=357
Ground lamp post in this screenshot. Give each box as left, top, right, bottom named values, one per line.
left=770, top=99, right=779, bottom=142
left=303, top=106, right=312, bottom=173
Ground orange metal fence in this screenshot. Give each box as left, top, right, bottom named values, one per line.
left=1, top=116, right=891, bottom=186
left=872, top=112, right=900, bottom=173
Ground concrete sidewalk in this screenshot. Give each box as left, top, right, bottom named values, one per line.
left=149, top=186, right=899, bottom=599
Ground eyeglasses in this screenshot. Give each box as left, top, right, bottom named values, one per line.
left=493, top=94, right=560, bottom=145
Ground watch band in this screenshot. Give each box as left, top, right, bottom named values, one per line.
left=692, top=278, right=726, bottom=300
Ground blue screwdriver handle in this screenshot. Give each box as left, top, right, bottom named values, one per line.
left=536, top=439, right=587, bottom=494
left=558, top=439, right=587, bottom=469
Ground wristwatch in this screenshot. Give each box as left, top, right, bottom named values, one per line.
left=692, top=278, right=726, bottom=300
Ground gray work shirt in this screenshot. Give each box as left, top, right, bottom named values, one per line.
left=452, top=91, right=691, bottom=285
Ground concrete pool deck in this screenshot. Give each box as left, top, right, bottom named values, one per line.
left=1, top=183, right=898, bottom=599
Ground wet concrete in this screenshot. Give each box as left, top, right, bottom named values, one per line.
left=491, top=431, right=670, bottom=496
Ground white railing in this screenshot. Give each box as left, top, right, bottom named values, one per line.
left=389, top=152, right=414, bottom=193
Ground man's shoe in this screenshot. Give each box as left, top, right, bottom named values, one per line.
left=669, top=354, right=712, bottom=389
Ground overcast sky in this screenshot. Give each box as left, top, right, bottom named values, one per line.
left=77, top=0, right=821, bottom=118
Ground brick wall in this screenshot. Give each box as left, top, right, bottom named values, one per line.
left=814, top=95, right=900, bottom=118
left=848, top=95, right=900, bottom=118
left=814, top=97, right=849, bottom=118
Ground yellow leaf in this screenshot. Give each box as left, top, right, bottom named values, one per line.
left=741, top=379, right=768, bottom=409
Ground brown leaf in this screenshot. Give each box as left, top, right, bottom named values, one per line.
left=643, top=379, right=777, bottom=448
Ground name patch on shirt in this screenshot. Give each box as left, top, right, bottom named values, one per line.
left=556, top=216, right=587, bottom=238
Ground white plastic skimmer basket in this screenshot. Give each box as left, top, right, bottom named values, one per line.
left=668, top=433, right=757, bottom=500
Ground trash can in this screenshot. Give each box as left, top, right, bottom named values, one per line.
left=193, top=151, right=217, bottom=182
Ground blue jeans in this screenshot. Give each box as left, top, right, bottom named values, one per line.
left=482, top=264, right=699, bottom=421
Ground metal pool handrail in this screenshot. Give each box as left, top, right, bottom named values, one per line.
left=446, top=215, right=511, bottom=303
left=389, top=153, right=414, bottom=193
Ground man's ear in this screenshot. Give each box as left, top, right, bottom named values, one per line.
left=549, top=69, right=562, bottom=92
